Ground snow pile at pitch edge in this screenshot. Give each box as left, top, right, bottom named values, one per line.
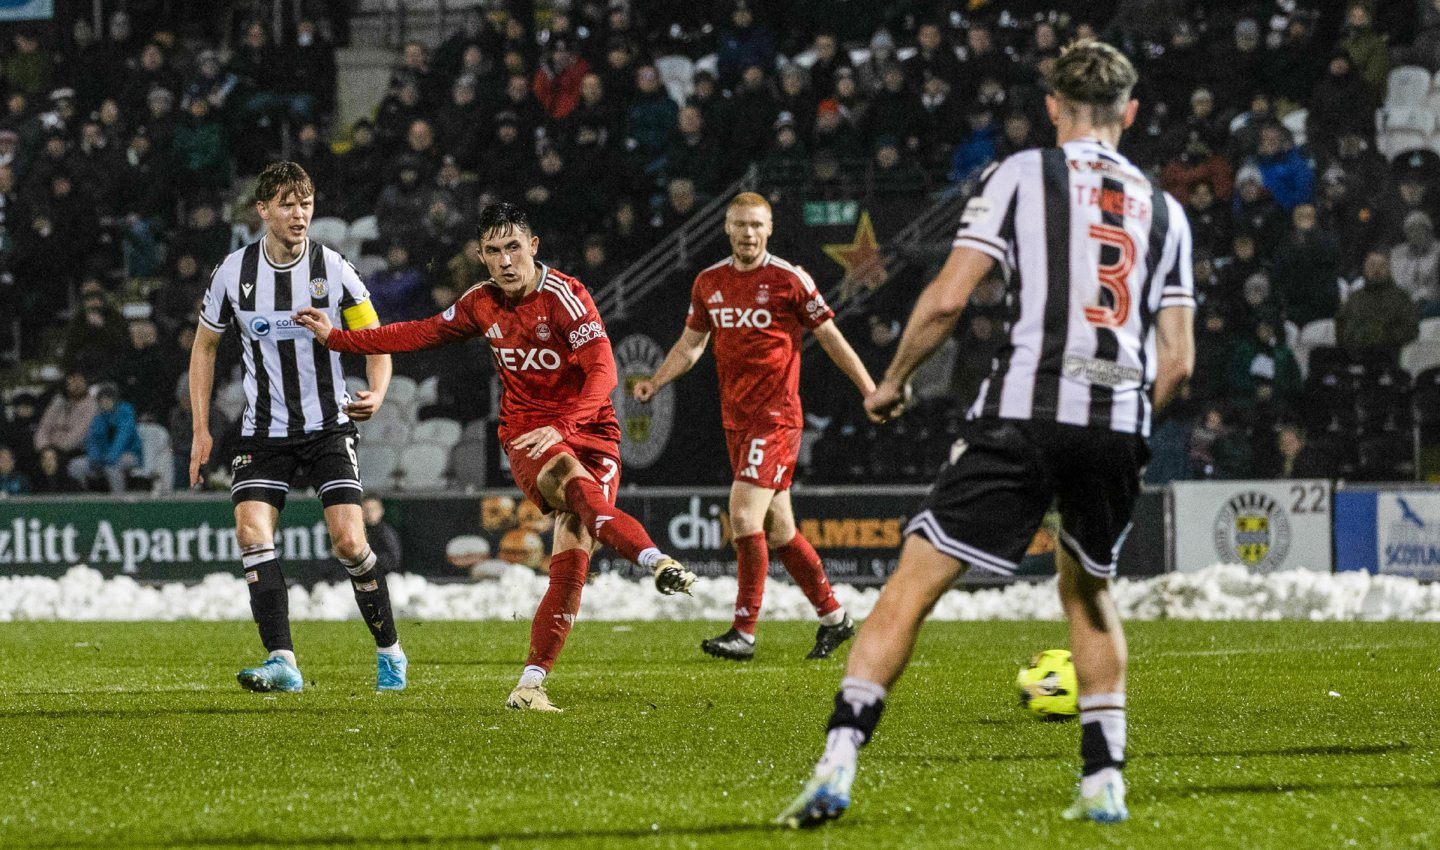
left=2, top=563, right=1438, bottom=622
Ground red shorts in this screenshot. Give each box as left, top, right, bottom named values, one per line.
left=505, top=430, right=622, bottom=513
left=725, top=425, right=801, bottom=491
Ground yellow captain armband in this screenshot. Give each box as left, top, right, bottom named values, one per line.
left=342, top=300, right=379, bottom=329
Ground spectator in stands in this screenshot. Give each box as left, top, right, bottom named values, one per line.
left=596, top=39, right=638, bottom=105
left=919, top=76, right=964, bottom=173
left=290, top=122, right=335, bottom=208
left=74, top=120, right=123, bottom=216
left=116, top=319, right=175, bottom=423
left=776, top=65, right=817, bottom=140
left=173, top=96, right=230, bottom=194
left=864, top=64, right=922, bottom=155
left=1232, top=166, right=1287, bottom=250
left=30, top=447, right=75, bottom=494
left=626, top=64, right=678, bottom=173
left=724, top=66, right=780, bottom=173
left=856, top=30, right=898, bottom=95
left=0, top=446, right=29, bottom=495
left=1229, top=317, right=1302, bottom=411
left=807, top=31, right=853, bottom=103
left=1337, top=250, right=1420, bottom=363
left=868, top=139, right=929, bottom=196
left=70, top=383, right=141, bottom=493
left=184, top=49, right=238, bottom=121
left=1251, top=123, right=1313, bottom=212
left=171, top=198, right=231, bottom=268
left=654, top=177, right=699, bottom=233
left=434, top=76, right=484, bottom=170
left=1307, top=52, right=1378, bottom=150
left=903, top=22, right=961, bottom=92
left=376, top=159, right=429, bottom=247
left=1206, top=18, right=1266, bottom=107
left=532, top=38, right=589, bottom=121
left=368, top=244, right=428, bottom=321
left=62, top=282, right=129, bottom=380
left=1185, top=182, right=1233, bottom=258
left=151, top=253, right=206, bottom=337
left=758, top=112, right=808, bottom=186
left=664, top=105, right=722, bottom=193
left=1162, top=135, right=1233, bottom=207
left=717, top=2, right=777, bottom=90
left=35, top=372, right=94, bottom=466
left=811, top=97, right=864, bottom=163
left=1272, top=203, right=1341, bottom=327
left=563, top=73, right=624, bottom=189
left=1337, top=2, right=1390, bottom=95
left=496, top=73, right=547, bottom=149
left=477, top=111, right=531, bottom=205
left=1256, top=423, right=1331, bottom=479
left=334, top=119, right=384, bottom=221
left=577, top=234, right=619, bottom=289
left=288, top=19, right=337, bottom=116
left=1188, top=403, right=1253, bottom=479
left=1391, top=211, right=1440, bottom=316
left=1191, top=306, right=1240, bottom=401
left=362, top=496, right=403, bottom=574
left=1262, top=17, right=1325, bottom=110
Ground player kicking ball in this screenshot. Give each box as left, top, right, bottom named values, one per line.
left=634, top=192, right=875, bottom=661
left=778, top=40, right=1195, bottom=827
left=294, top=203, right=696, bottom=712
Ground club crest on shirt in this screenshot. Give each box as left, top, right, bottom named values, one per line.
left=755, top=284, right=771, bottom=305
left=535, top=322, right=551, bottom=341
left=443, top=304, right=457, bottom=321
left=309, top=277, right=328, bottom=299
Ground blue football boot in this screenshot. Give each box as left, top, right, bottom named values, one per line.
left=237, top=656, right=304, bottom=693
left=776, top=763, right=855, bottom=828
left=376, top=649, right=408, bottom=691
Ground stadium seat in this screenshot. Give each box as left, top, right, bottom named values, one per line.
left=416, top=375, right=439, bottom=406
left=1376, top=107, right=1435, bottom=160
left=1295, top=320, right=1336, bottom=375
left=352, top=254, right=387, bottom=278
left=654, top=55, right=695, bottom=104
left=1420, top=316, right=1440, bottom=340
left=462, top=418, right=490, bottom=443
left=344, top=375, right=369, bottom=398
left=1284, top=320, right=1299, bottom=349
left=412, top=417, right=462, bottom=448
left=395, top=444, right=449, bottom=490
left=359, top=413, right=410, bottom=447
left=1281, top=107, right=1308, bottom=148
left=308, top=217, right=348, bottom=249
left=357, top=444, right=399, bottom=488
left=449, top=439, right=487, bottom=487
left=386, top=376, right=418, bottom=408
left=693, top=53, right=718, bottom=76
left=847, top=47, right=872, bottom=67
left=1355, top=433, right=1416, bottom=481
left=217, top=380, right=247, bottom=422
left=348, top=215, right=380, bottom=243
left=1386, top=66, right=1432, bottom=109
left=1401, top=339, right=1440, bottom=376
left=135, top=423, right=173, bottom=493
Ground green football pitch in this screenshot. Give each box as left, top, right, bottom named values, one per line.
left=2, top=619, right=1436, bottom=849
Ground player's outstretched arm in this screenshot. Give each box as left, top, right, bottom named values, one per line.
left=633, top=327, right=710, bottom=402
left=867, top=246, right=994, bottom=423
left=293, top=305, right=475, bottom=354
left=187, top=323, right=223, bottom=487
left=812, top=320, right=876, bottom=398
left=1152, top=305, right=1195, bottom=412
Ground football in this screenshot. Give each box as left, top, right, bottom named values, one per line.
left=1016, top=649, right=1079, bottom=721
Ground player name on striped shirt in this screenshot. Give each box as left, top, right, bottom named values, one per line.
left=954, top=139, right=1196, bottom=437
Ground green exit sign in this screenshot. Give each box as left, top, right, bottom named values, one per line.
left=803, top=201, right=859, bottom=226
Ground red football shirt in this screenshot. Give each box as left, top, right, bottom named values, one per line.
left=685, top=253, right=834, bottom=431
left=327, top=263, right=620, bottom=444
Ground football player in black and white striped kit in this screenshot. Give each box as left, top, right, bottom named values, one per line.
left=188, top=162, right=407, bottom=693
left=781, top=41, right=1195, bottom=827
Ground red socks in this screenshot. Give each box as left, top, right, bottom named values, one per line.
left=525, top=548, right=589, bottom=671
left=563, top=476, right=658, bottom=565
left=732, top=531, right=768, bottom=635
left=776, top=532, right=841, bottom=618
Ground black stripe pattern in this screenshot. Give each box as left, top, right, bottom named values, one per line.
left=309, top=243, right=340, bottom=428
left=1136, top=187, right=1171, bottom=433
left=1031, top=148, right=1072, bottom=418
left=1086, top=170, right=1126, bottom=430
left=274, top=268, right=307, bottom=436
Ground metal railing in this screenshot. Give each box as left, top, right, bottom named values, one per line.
left=593, top=168, right=757, bottom=321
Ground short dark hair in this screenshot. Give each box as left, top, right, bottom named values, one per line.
left=254, top=161, right=315, bottom=205
left=476, top=202, right=532, bottom=240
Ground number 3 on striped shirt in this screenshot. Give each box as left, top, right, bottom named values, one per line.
left=1085, top=223, right=1136, bottom=329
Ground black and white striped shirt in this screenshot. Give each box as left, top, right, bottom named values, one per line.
left=199, top=238, right=377, bottom=438
left=954, top=139, right=1195, bottom=437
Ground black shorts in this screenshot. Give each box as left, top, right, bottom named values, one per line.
left=905, top=418, right=1149, bottom=579
left=229, top=425, right=364, bottom=510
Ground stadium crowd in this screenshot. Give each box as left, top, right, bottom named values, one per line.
left=0, top=0, right=1438, bottom=495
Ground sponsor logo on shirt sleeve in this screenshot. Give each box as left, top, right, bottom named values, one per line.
left=568, top=320, right=607, bottom=349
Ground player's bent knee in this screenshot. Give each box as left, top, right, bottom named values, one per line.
left=329, top=530, right=368, bottom=562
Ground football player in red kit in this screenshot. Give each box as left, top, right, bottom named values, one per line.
left=633, top=192, right=876, bottom=661
left=294, top=202, right=697, bottom=712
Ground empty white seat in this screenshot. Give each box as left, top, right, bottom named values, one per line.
left=416, top=375, right=439, bottom=406
left=1402, top=340, right=1440, bottom=376
left=386, top=376, right=418, bottom=408
left=1285, top=320, right=1299, bottom=349
left=1281, top=107, right=1308, bottom=148
left=348, top=215, right=380, bottom=242
left=358, top=415, right=410, bottom=447
left=1295, top=318, right=1336, bottom=377
left=1420, top=316, right=1440, bottom=340
left=693, top=53, right=718, bottom=76
left=308, top=216, right=348, bottom=248
left=135, top=422, right=173, bottom=492
left=396, top=443, right=449, bottom=490
left=217, top=380, right=247, bottom=422
left=357, top=444, right=399, bottom=487
left=412, top=417, right=462, bottom=448
left=352, top=254, right=387, bottom=278
left=1388, top=66, right=1433, bottom=109
left=449, top=439, right=487, bottom=487
left=654, top=54, right=695, bottom=104
left=462, top=418, right=490, bottom=443
left=1378, top=107, right=1436, bottom=160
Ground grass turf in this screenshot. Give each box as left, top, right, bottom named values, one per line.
left=1, top=619, right=1436, bottom=849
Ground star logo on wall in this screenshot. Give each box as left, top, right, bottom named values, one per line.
left=822, top=210, right=886, bottom=296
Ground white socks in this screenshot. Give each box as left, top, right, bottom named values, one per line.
left=817, top=727, right=864, bottom=775
left=268, top=649, right=297, bottom=667
left=819, top=608, right=847, bottom=627
left=377, top=642, right=404, bottom=657
left=638, top=548, right=663, bottom=569
left=518, top=665, right=547, bottom=688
